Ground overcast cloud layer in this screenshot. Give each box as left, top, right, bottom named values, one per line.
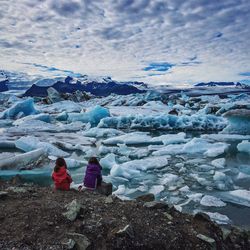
left=0, top=0, right=250, bottom=86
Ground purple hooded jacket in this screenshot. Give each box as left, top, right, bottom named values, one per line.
left=84, top=163, right=102, bottom=189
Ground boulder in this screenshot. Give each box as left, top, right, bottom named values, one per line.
left=67, top=233, right=90, bottom=250
left=194, top=212, right=211, bottom=223
left=116, top=224, right=134, bottom=238
left=0, top=191, right=8, bottom=199
left=136, top=193, right=155, bottom=202
left=143, top=201, right=168, bottom=210
left=63, top=199, right=82, bottom=221
left=96, top=182, right=112, bottom=196
left=197, top=234, right=216, bottom=249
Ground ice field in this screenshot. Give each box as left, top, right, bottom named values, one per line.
left=0, top=90, right=250, bottom=228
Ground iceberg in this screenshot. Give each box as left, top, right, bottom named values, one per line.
left=13, top=113, right=51, bottom=126
left=152, top=138, right=229, bottom=157
left=100, top=153, right=117, bottom=170
left=15, top=136, right=69, bottom=157
left=98, top=113, right=227, bottom=131
left=0, top=148, right=46, bottom=170
left=213, top=171, right=233, bottom=190
left=211, top=158, right=226, bottom=168
left=119, top=156, right=168, bottom=171
left=160, top=173, right=179, bottom=186
left=237, top=140, right=250, bottom=154
left=109, top=156, right=168, bottom=179
left=200, top=195, right=226, bottom=207
left=82, top=127, right=124, bottom=138
left=221, top=109, right=250, bottom=135
left=42, top=100, right=82, bottom=113
left=151, top=132, right=187, bottom=145
left=149, top=185, right=165, bottom=196
left=103, top=132, right=153, bottom=145
left=219, top=189, right=250, bottom=207
left=68, top=105, right=110, bottom=126
left=0, top=98, right=38, bottom=119
left=204, top=212, right=231, bottom=225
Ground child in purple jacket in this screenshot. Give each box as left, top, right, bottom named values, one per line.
left=79, top=157, right=102, bottom=190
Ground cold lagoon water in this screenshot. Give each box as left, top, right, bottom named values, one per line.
left=0, top=86, right=250, bottom=229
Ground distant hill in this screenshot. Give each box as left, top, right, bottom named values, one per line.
left=194, top=81, right=250, bottom=88
left=24, top=76, right=147, bottom=97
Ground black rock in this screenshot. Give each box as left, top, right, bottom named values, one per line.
left=0, top=79, right=9, bottom=92
left=136, top=193, right=155, bottom=202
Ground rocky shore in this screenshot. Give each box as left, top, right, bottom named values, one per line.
left=0, top=178, right=249, bottom=250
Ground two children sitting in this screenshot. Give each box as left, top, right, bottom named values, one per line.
left=52, top=157, right=102, bottom=191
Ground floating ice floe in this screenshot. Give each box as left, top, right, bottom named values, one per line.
left=219, top=189, right=250, bottom=207
left=0, top=98, right=38, bottom=119
left=151, top=132, right=187, bottom=145
left=201, top=133, right=250, bottom=142
left=211, top=158, right=226, bottom=168
left=109, top=156, right=168, bottom=179
left=82, top=127, right=124, bottom=138
left=200, top=195, right=226, bottom=207
left=204, top=212, right=231, bottom=225
left=15, top=136, right=69, bottom=157
left=100, top=153, right=116, bottom=170
left=237, top=140, right=250, bottom=154
left=222, top=109, right=250, bottom=135
left=68, top=105, right=110, bottom=125
left=102, top=132, right=153, bottom=145
left=98, top=113, right=227, bottom=131
left=39, top=100, right=83, bottom=113
left=149, top=185, right=165, bottom=196
left=236, top=172, right=250, bottom=180
left=6, top=120, right=87, bottom=134
left=0, top=148, right=46, bottom=170
left=112, top=184, right=134, bottom=200
left=152, top=138, right=229, bottom=158
left=159, top=173, right=180, bottom=186
left=213, top=171, right=233, bottom=190
left=13, top=113, right=52, bottom=126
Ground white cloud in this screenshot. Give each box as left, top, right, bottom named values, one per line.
left=0, top=0, right=250, bottom=86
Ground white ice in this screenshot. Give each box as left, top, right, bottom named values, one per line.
left=204, top=212, right=231, bottom=225
left=237, top=140, right=250, bottom=154
left=200, top=195, right=226, bottom=207
left=0, top=98, right=38, bottom=119
left=0, top=148, right=46, bottom=170
left=219, top=190, right=250, bottom=207
left=15, top=136, right=69, bottom=157
left=67, top=105, right=110, bottom=125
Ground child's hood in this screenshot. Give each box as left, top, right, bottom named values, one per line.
left=87, top=163, right=101, bottom=173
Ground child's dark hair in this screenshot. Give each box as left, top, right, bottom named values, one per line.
left=88, top=157, right=99, bottom=165
left=54, top=157, right=67, bottom=172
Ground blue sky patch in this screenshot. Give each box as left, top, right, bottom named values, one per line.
left=239, top=72, right=250, bottom=77
left=143, top=62, right=175, bottom=72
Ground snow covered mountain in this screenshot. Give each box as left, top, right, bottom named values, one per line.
left=194, top=81, right=250, bottom=88
left=24, top=76, right=147, bottom=97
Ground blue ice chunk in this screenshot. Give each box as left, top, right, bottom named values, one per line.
left=56, top=111, right=68, bottom=121
left=68, top=105, right=110, bottom=126
left=0, top=98, right=39, bottom=119
left=222, top=109, right=250, bottom=135
left=98, top=114, right=227, bottom=131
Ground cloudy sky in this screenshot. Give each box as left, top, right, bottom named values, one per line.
left=0, top=0, right=250, bottom=86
